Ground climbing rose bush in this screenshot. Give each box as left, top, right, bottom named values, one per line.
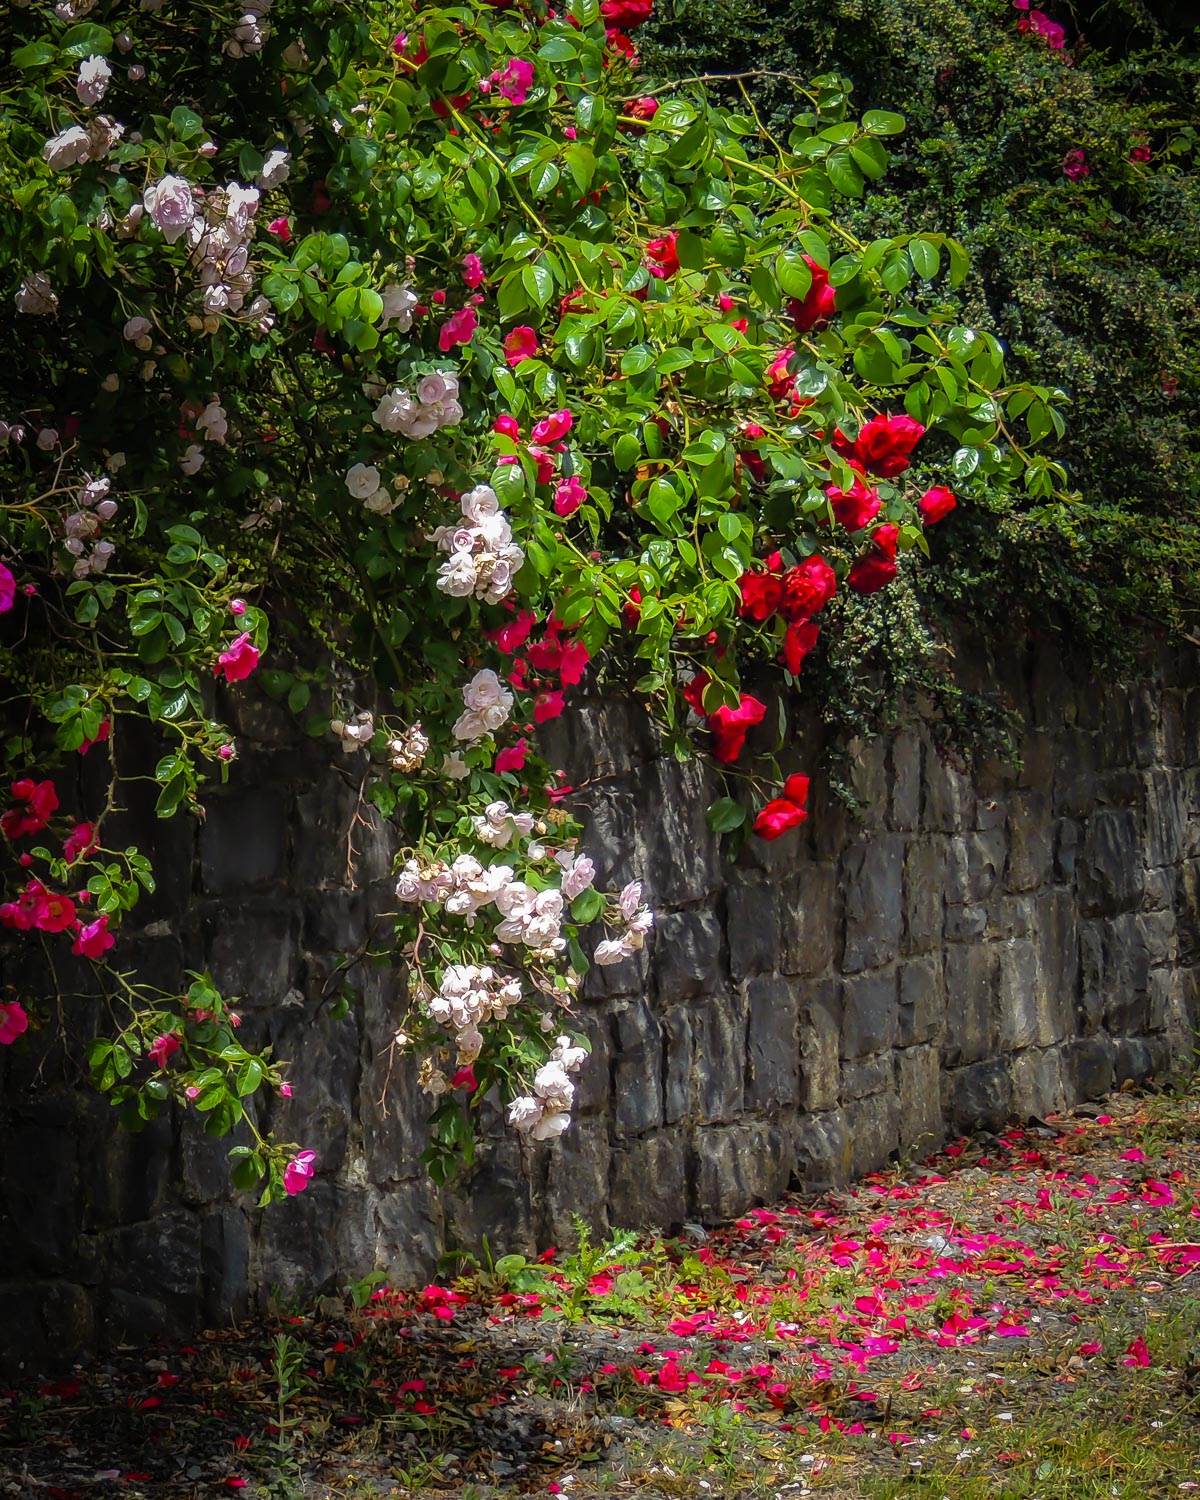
left=0, top=0, right=1064, bottom=1194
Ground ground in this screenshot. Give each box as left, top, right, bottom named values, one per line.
left=3, top=1089, right=1199, bottom=1500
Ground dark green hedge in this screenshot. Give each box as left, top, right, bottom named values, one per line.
left=643, top=0, right=1200, bottom=660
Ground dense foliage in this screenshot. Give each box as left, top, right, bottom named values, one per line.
left=643, top=0, right=1200, bottom=655
left=1, top=0, right=1061, bottom=1192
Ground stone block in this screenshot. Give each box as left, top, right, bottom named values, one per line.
left=745, top=975, right=799, bottom=1110
left=896, top=1044, right=944, bottom=1159
left=924, top=752, right=976, bottom=832
left=842, top=1053, right=891, bottom=1099
left=691, top=1121, right=791, bottom=1221
left=542, top=1119, right=610, bottom=1247
left=1077, top=810, right=1146, bottom=917
left=662, top=1007, right=693, bottom=1125
left=789, top=1110, right=851, bottom=1191
left=903, top=839, right=947, bottom=955
left=944, top=904, right=988, bottom=940
left=726, top=877, right=780, bottom=981
left=200, top=789, right=290, bottom=894
left=609, top=1135, right=688, bottom=1232
left=1054, top=818, right=1080, bottom=881
left=612, top=999, right=663, bottom=1136
left=1063, top=1036, right=1114, bottom=1101
left=370, top=1183, right=444, bottom=1284
left=947, top=831, right=1007, bottom=905
left=996, top=939, right=1045, bottom=1050
left=845, top=1092, right=899, bottom=1175
left=201, top=1208, right=250, bottom=1324
left=91, top=1212, right=204, bottom=1341
left=79, top=1106, right=174, bottom=1233
left=780, top=861, right=837, bottom=976
left=1007, top=793, right=1053, bottom=892
left=986, top=894, right=1036, bottom=942
left=1082, top=915, right=1151, bottom=1035
left=799, top=979, right=841, bottom=1111
left=1009, top=1047, right=1067, bottom=1121
left=443, top=1139, right=535, bottom=1260
left=653, top=909, right=724, bottom=1003
left=942, top=944, right=999, bottom=1065
left=898, top=957, right=945, bottom=1046
left=639, top=755, right=724, bottom=905
left=841, top=971, right=899, bottom=1059
left=1145, top=770, right=1187, bottom=868
left=1, top=1123, right=80, bottom=1274
left=690, top=996, right=747, bottom=1123
left=1113, top=1037, right=1155, bottom=1087
left=842, top=835, right=903, bottom=972
left=848, top=736, right=890, bottom=827
left=0, top=1281, right=95, bottom=1378
left=944, top=1060, right=1013, bottom=1133
left=891, top=732, right=922, bottom=831
left=207, top=905, right=301, bottom=1008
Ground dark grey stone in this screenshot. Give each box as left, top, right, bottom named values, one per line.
left=200, top=789, right=291, bottom=894
left=745, top=975, right=799, bottom=1109
left=1007, top=793, right=1053, bottom=891
left=690, top=996, right=747, bottom=1123
left=1063, top=1036, right=1114, bottom=1101
left=609, top=1135, right=687, bottom=1231
left=780, top=861, right=837, bottom=976
left=947, top=832, right=1007, bottom=906
left=691, top=1121, right=791, bottom=1221
left=841, top=971, right=899, bottom=1059
left=903, top=839, right=947, bottom=955
left=942, top=944, right=999, bottom=1065
left=845, top=1092, right=899, bottom=1174
left=944, top=1060, right=1013, bottom=1133
left=726, top=878, right=780, bottom=981
left=898, top=958, right=945, bottom=1047
left=653, top=910, right=724, bottom=1002
left=799, top=979, right=841, bottom=1111
left=842, top=835, right=903, bottom=972
left=542, top=1119, right=610, bottom=1247
left=896, top=1045, right=943, bottom=1159
left=789, top=1110, right=850, bottom=1190
left=891, top=732, right=923, bottom=831
left=924, top=753, right=976, bottom=832
left=1077, top=810, right=1146, bottom=917
left=842, top=1053, right=891, bottom=1100
left=612, top=999, right=663, bottom=1136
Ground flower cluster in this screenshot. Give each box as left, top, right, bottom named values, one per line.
left=425, top=963, right=524, bottom=1062
left=431, top=484, right=525, bottom=605
left=452, top=669, right=514, bottom=745
left=372, top=372, right=463, bottom=439
left=387, top=723, right=429, bottom=772
left=63, top=473, right=119, bottom=580
left=593, top=880, right=654, bottom=965
left=506, top=1033, right=589, bottom=1141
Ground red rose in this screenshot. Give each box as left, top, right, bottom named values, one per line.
left=919, top=486, right=956, bottom=524
left=848, top=555, right=897, bottom=594
left=708, top=693, right=767, bottom=764
left=825, top=473, right=881, bottom=533
left=601, top=0, right=653, bottom=29
left=682, top=670, right=710, bottom=716
left=783, top=773, right=810, bottom=806
left=780, top=555, right=836, bottom=621
left=872, top=522, right=900, bottom=561
left=782, top=619, right=820, bottom=675
left=645, top=233, right=680, bottom=279
left=754, top=798, right=808, bottom=840
left=765, top=348, right=796, bottom=401
left=787, top=256, right=837, bottom=333
left=737, top=570, right=783, bottom=622
left=833, top=414, right=925, bottom=479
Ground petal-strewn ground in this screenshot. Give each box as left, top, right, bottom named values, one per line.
left=4, top=1088, right=1199, bottom=1498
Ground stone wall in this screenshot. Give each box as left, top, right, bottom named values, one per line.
left=3, top=635, right=1199, bottom=1374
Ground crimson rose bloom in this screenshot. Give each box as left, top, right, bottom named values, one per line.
left=780, top=555, right=837, bottom=622
left=737, top=570, right=783, bottom=622
left=708, top=693, right=767, bottom=764
left=645, top=233, right=680, bottom=279
left=782, top=619, right=820, bottom=675
left=787, top=256, right=837, bottom=333
left=601, top=0, right=653, bottom=29
left=833, top=414, right=925, bottom=479
left=754, top=799, right=807, bottom=839
left=919, top=486, right=956, bottom=525
left=826, top=473, right=881, bottom=533
left=848, top=555, right=897, bottom=594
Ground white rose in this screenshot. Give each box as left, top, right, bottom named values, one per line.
left=463, top=668, right=511, bottom=717
left=452, top=709, right=486, bottom=744
left=416, top=372, right=452, bottom=406
left=373, top=389, right=414, bottom=433
left=507, top=1096, right=543, bottom=1130
left=144, top=175, right=197, bottom=244
left=594, top=938, right=628, bottom=966
left=196, top=400, right=228, bottom=443
left=557, top=854, right=595, bottom=901
left=43, top=126, right=92, bottom=170
left=460, top=484, right=500, bottom=524
left=436, top=553, right=477, bottom=598
left=440, top=752, right=469, bottom=780
left=76, top=55, right=111, bottom=106
left=85, top=115, right=124, bottom=161
left=619, top=880, right=643, bottom=920
left=36, top=428, right=59, bottom=452
left=257, top=149, right=290, bottom=188
left=380, top=283, right=417, bottom=331
left=180, top=443, right=205, bottom=475
left=362, top=487, right=395, bottom=515
left=344, top=463, right=381, bottom=499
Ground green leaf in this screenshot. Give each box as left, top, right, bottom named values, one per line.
left=59, top=22, right=114, bottom=57
left=12, top=42, right=56, bottom=69
left=909, top=238, right=941, bottom=281
left=613, top=433, right=641, bottom=469
left=706, top=797, right=747, bottom=833
left=569, top=888, right=605, bottom=923
left=826, top=149, right=866, bottom=198
left=863, top=109, right=906, bottom=136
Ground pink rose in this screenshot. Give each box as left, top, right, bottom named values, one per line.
left=492, top=57, right=534, bottom=106
left=438, top=305, right=478, bottom=352
left=283, top=1150, right=317, bottom=1195
left=72, top=914, right=115, bottom=959
left=148, top=1032, right=181, bottom=1069
left=214, top=632, right=260, bottom=683
left=0, top=1001, right=29, bottom=1046
left=461, top=253, right=485, bottom=288
left=553, top=476, right=587, bottom=517
left=0, top=562, right=15, bottom=613
left=495, top=739, right=529, bottom=774
left=503, top=326, right=538, bottom=366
